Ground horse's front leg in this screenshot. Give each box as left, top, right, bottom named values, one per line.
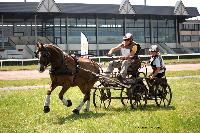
left=44, top=82, right=57, bottom=113
left=59, top=84, right=72, bottom=107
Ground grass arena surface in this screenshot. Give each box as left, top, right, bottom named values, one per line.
left=0, top=70, right=200, bottom=132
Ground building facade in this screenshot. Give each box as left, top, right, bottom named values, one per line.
left=180, top=20, right=200, bottom=53
left=0, top=0, right=199, bottom=58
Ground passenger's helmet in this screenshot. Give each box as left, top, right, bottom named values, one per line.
left=123, top=33, right=133, bottom=41
left=149, top=45, right=159, bottom=52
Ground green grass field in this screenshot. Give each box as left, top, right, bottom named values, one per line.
left=0, top=70, right=200, bottom=132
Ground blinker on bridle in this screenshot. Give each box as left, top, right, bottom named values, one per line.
left=36, top=48, right=51, bottom=68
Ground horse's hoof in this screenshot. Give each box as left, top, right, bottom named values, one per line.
left=83, top=109, right=89, bottom=112
left=72, top=109, right=79, bottom=115
left=43, top=106, right=50, bottom=113
left=67, top=100, right=72, bottom=107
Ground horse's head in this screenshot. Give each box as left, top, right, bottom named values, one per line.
left=35, top=42, right=51, bottom=73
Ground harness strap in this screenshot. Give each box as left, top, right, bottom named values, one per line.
left=69, top=56, right=81, bottom=83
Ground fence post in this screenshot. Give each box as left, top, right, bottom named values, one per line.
left=177, top=55, right=180, bottom=62
left=98, top=57, right=101, bottom=63
left=0, top=60, right=2, bottom=68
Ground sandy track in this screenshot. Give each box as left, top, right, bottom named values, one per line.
left=0, top=63, right=200, bottom=80
left=0, top=70, right=49, bottom=80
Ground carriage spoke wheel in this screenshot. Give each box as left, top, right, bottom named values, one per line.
left=155, top=83, right=172, bottom=107
left=93, top=88, right=111, bottom=109
left=120, top=87, right=130, bottom=106
left=129, top=84, right=147, bottom=109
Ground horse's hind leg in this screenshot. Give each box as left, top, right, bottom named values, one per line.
left=44, top=82, right=57, bottom=113
left=84, top=98, right=90, bottom=112
left=83, top=84, right=96, bottom=112
left=73, top=90, right=91, bottom=115
left=59, top=84, right=72, bottom=107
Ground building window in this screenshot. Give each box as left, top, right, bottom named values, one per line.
left=68, top=17, right=96, bottom=44
left=156, top=19, right=175, bottom=43
left=126, top=19, right=145, bottom=43
left=77, top=18, right=86, bottom=27
left=98, top=18, right=123, bottom=44
left=181, top=35, right=191, bottom=42
left=181, top=23, right=199, bottom=31
left=53, top=18, right=66, bottom=44
left=191, top=35, right=199, bottom=42
left=167, top=20, right=174, bottom=27
left=87, top=19, right=96, bottom=27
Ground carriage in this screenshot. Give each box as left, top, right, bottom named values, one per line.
left=35, top=43, right=172, bottom=114
left=92, top=58, right=172, bottom=109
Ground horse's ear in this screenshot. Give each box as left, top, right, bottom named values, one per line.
left=36, top=42, right=44, bottom=48
left=36, top=42, right=41, bottom=48
left=41, top=42, right=45, bottom=47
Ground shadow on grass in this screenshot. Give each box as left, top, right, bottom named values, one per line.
left=56, top=111, right=106, bottom=125
left=142, top=105, right=176, bottom=111
left=101, top=104, right=176, bottom=112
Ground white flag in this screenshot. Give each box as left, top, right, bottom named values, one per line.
left=81, top=32, right=88, bottom=56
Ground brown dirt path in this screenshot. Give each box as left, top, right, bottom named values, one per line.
left=0, top=63, right=200, bottom=80
left=0, top=70, right=49, bottom=80
left=141, top=63, right=200, bottom=73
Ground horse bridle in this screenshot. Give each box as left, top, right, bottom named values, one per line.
left=35, top=48, right=51, bottom=68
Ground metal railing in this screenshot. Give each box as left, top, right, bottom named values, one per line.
left=1, top=53, right=200, bottom=68
left=0, top=58, right=38, bottom=68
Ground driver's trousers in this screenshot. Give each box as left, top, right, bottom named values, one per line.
left=105, top=59, right=131, bottom=78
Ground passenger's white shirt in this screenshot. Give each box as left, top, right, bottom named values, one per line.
left=150, top=55, right=165, bottom=73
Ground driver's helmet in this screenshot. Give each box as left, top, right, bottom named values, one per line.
left=149, top=45, right=159, bottom=52
left=123, top=33, right=133, bottom=41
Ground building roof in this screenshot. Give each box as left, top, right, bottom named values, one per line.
left=0, top=2, right=199, bottom=17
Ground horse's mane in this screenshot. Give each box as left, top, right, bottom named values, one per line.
left=43, top=43, right=100, bottom=73
left=45, top=44, right=66, bottom=63
left=45, top=44, right=63, bottom=54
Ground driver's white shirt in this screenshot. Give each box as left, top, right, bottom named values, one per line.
left=121, top=48, right=130, bottom=56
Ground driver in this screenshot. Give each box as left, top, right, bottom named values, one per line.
left=104, top=33, right=141, bottom=82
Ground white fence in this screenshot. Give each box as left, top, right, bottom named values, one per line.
left=90, top=53, right=200, bottom=63
left=1, top=53, right=200, bottom=68
left=0, top=59, right=38, bottom=68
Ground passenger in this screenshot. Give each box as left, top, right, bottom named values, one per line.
left=148, top=45, right=166, bottom=79
left=104, top=33, right=141, bottom=82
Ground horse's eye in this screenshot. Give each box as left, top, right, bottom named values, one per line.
left=45, top=52, right=50, bottom=57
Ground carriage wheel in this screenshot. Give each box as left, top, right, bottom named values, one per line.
left=120, top=87, right=130, bottom=106
left=155, top=83, right=172, bottom=107
left=93, top=88, right=111, bottom=109
left=129, top=84, right=147, bottom=109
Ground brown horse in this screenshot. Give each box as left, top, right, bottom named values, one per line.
left=35, top=42, right=100, bottom=114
